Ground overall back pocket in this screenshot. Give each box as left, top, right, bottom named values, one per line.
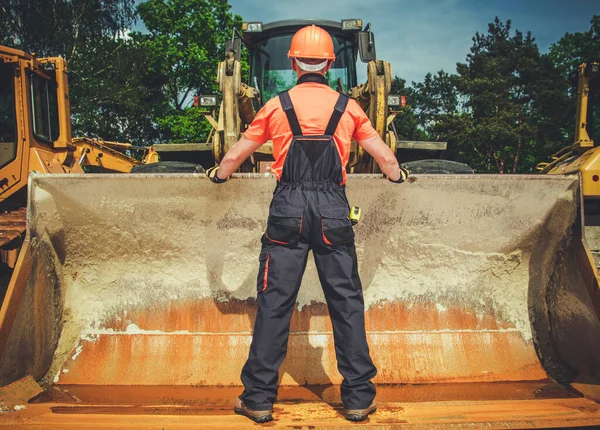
left=320, top=205, right=354, bottom=245
left=266, top=205, right=304, bottom=245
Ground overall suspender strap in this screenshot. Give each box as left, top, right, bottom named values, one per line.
left=324, top=93, right=350, bottom=136
left=279, top=90, right=303, bottom=136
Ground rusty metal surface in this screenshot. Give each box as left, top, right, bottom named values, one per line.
left=0, top=236, right=62, bottom=387
left=2, top=383, right=600, bottom=428
left=2, top=173, right=600, bottom=426
left=0, top=376, right=42, bottom=412
left=33, top=381, right=580, bottom=404
left=0, top=208, right=26, bottom=248
left=56, top=299, right=546, bottom=385
left=0, top=239, right=32, bottom=358
left=4, top=173, right=600, bottom=400
left=17, top=173, right=597, bottom=386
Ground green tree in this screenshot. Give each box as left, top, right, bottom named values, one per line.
left=454, top=18, right=566, bottom=173
left=69, top=36, right=171, bottom=145
left=548, top=15, right=600, bottom=146
left=0, top=0, right=162, bottom=144
left=549, top=15, right=600, bottom=76
left=390, top=77, right=428, bottom=141
left=0, top=0, right=242, bottom=145
left=409, top=71, right=475, bottom=166
left=398, top=18, right=568, bottom=173
left=136, top=0, right=242, bottom=142
left=0, top=0, right=136, bottom=61
left=411, top=71, right=461, bottom=130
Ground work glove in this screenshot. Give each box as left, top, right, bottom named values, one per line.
left=206, top=165, right=228, bottom=184
left=388, top=167, right=410, bottom=184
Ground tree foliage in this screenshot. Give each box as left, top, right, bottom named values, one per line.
left=0, top=0, right=136, bottom=60
left=548, top=16, right=600, bottom=145
left=69, top=37, right=170, bottom=145
left=0, top=0, right=240, bottom=145
left=456, top=18, right=560, bottom=172
left=399, top=17, right=571, bottom=173
left=1, top=1, right=598, bottom=167
left=136, top=0, right=242, bottom=142
left=549, top=15, right=600, bottom=75
left=390, top=77, right=427, bottom=141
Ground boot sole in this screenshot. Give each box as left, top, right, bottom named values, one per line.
left=345, top=406, right=377, bottom=422
left=234, top=406, right=273, bottom=423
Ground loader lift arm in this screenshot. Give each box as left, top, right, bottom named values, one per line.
left=537, top=61, right=599, bottom=175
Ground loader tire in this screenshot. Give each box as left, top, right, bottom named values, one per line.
left=401, top=159, right=474, bottom=174
left=130, top=161, right=206, bottom=174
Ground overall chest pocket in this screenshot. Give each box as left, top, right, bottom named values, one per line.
left=320, top=205, right=354, bottom=245
left=266, top=205, right=304, bottom=245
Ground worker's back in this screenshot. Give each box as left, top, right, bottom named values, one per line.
left=243, top=75, right=378, bottom=184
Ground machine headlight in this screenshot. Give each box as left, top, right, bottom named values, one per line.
left=388, top=95, right=406, bottom=107
left=242, top=22, right=263, bottom=32
left=195, top=95, right=217, bottom=107
left=341, top=19, right=362, bottom=30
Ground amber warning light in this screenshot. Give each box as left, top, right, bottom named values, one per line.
left=388, top=95, right=407, bottom=107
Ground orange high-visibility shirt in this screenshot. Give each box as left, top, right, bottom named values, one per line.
left=242, top=82, right=378, bottom=184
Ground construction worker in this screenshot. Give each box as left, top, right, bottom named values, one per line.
left=206, top=25, right=409, bottom=423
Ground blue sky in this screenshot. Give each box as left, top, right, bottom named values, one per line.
left=226, top=0, right=599, bottom=84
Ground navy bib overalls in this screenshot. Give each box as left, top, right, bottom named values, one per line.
left=240, top=89, right=377, bottom=410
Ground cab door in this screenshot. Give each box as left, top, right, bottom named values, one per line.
left=0, top=63, right=22, bottom=204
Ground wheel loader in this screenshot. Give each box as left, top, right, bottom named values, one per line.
left=0, top=45, right=197, bottom=280
left=539, top=61, right=600, bottom=276
left=0, top=46, right=166, bottom=276
left=2, top=19, right=600, bottom=427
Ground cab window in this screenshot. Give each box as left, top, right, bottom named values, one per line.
left=0, top=65, right=18, bottom=168
left=31, top=73, right=59, bottom=142
left=249, top=33, right=357, bottom=103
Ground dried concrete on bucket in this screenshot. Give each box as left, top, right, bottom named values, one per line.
left=22, top=173, right=587, bottom=384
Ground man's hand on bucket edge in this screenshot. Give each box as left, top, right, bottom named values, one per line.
left=206, top=165, right=228, bottom=184
left=387, top=167, right=410, bottom=184
left=208, top=136, right=265, bottom=182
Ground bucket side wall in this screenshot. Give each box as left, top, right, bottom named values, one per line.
left=0, top=237, right=64, bottom=386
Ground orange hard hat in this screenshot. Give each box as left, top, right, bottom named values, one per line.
left=287, top=25, right=336, bottom=60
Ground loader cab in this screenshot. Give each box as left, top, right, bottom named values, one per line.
left=0, top=46, right=75, bottom=210
left=0, top=63, right=18, bottom=171
left=242, top=19, right=368, bottom=103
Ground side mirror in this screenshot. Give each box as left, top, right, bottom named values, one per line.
left=225, top=38, right=242, bottom=62
left=358, top=30, right=376, bottom=62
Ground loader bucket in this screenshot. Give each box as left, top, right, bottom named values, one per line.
left=3, top=173, right=600, bottom=426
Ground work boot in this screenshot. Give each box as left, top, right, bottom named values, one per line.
left=234, top=396, right=273, bottom=423
left=344, top=402, right=377, bottom=422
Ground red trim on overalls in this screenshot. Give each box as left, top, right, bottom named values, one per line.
left=265, top=233, right=288, bottom=245
left=321, top=218, right=332, bottom=245
left=261, top=253, right=270, bottom=292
